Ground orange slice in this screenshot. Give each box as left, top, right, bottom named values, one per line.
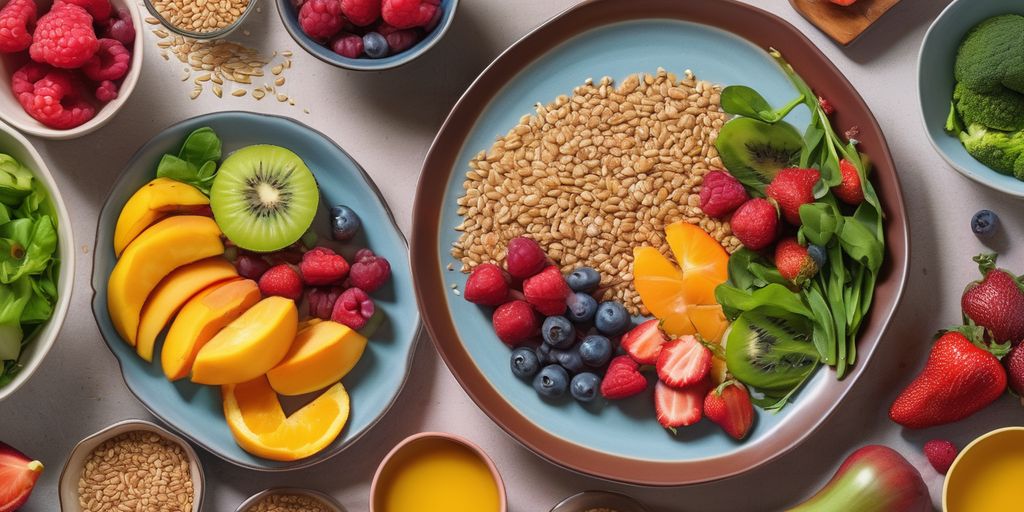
left=222, top=376, right=349, bottom=461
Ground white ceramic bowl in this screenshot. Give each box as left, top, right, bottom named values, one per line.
left=0, top=0, right=143, bottom=139
left=0, top=120, right=74, bottom=401
left=58, top=419, right=205, bottom=512
left=235, top=488, right=346, bottom=512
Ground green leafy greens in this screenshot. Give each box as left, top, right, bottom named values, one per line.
left=156, top=127, right=222, bottom=195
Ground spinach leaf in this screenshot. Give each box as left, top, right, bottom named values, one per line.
left=799, top=202, right=843, bottom=246
left=178, top=127, right=222, bottom=165
left=721, top=86, right=805, bottom=124
left=155, top=127, right=223, bottom=195
left=0, top=155, right=34, bottom=207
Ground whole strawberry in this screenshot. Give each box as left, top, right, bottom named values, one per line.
left=700, top=170, right=748, bottom=218
left=962, top=254, right=1024, bottom=344
left=923, top=439, right=958, bottom=474
left=258, top=264, right=303, bottom=301
left=463, top=263, right=509, bottom=306
left=889, top=328, right=1008, bottom=429
left=704, top=381, right=754, bottom=440
left=766, top=167, right=820, bottom=225
left=774, top=237, right=819, bottom=285
left=730, top=198, right=778, bottom=251
left=833, top=159, right=865, bottom=205
left=492, top=300, right=537, bottom=346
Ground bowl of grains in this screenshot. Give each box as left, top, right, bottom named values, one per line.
left=58, top=419, right=204, bottom=512
left=236, top=488, right=346, bottom=512
left=549, top=491, right=649, bottom=512
left=144, top=0, right=256, bottom=39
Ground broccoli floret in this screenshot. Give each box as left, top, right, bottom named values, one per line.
left=955, top=15, right=1024, bottom=94
left=959, top=124, right=1024, bottom=178
left=955, top=83, right=1024, bottom=131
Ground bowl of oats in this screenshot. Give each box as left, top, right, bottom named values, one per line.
left=236, top=488, right=346, bottom=512
left=143, top=0, right=257, bottom=39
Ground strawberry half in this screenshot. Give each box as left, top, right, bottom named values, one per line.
left=0, top=441, right=43, bottom=512
left=621, top=319, right=670, bottom=365
left=704, top=381, right=755, bottom=440
left=656, top=335, right=712, bottom=388
left=600, top=355, right=648, bottom=399
left=654, top=380, right=709, bottom=429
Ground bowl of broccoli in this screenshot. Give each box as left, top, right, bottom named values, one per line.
left=919, top=0, right=1024, bottom=198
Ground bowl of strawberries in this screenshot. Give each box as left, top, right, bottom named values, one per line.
left=0, top=0, right=142, bottom=139
left=277, top=0, right=457, bottom=71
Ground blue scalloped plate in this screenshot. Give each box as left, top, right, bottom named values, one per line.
left=91, top=112, right=419, bottom=471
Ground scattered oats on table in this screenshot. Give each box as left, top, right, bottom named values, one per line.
left=77, top=430, right=194, bottom=512
left=451, top=69, right=739, bottom=316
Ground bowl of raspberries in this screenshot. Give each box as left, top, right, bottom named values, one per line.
left=0, top=0, right=141, bottom=138
left=278, top=0, right=457, bottom=71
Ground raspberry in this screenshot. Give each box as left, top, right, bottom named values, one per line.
left=0, top=0, right=37, bottom=53
left=331, top=287, right=374, bottom=330
left=99, top=7, right=135, bottom=46
left=833, top=159, right=865, bottom=205
left=94, top=79, right=117, bottom=103
left=523, top=266, right=570, bottom=316
left=349, top=253, right=390, bottom=292
left=298, top=0, right=344, bottom=41
left=353, top=248, right=375, bottom=264
left=492, top=300, right=537, bottom=346
left=20, top=69, right=96, bottom=129
left=730, top=198, right=779, bottom=251
left=923, top=439, right=958, bottom=474
left=29, top=3, right=99, bottom=69
left=381, top=0, right=435, bottom=29
left=299, top=246, right=350, bottom=285
left=62, top=0, right=112, bottom=22
left=699, top=170, right=748, bottom=218
left=234, top=253, right=270, bottom=280
left=385, top=28, right=417, bottom=52
left=463, top=263, right=509, bottom=306
left=340, top=0, right=380, bottom=26
left=308, top=286, right=342, bottom=320
left=11, top=61, right=50, bottom=106
left=82, top=38, right=130, bottom=81
left=765, top=167, right=820, bottom=225
left=330, top=32, right=363, bottom=58
left=505, top=236, right=546, bottom=280
left=258, top=264, right=303, bottom=301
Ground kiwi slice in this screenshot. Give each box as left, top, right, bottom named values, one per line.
left=210, top=144, right=319, bottom=252
left=725, top=310, right=818, bottom=393
left=715, top=117, right=803, bottom=188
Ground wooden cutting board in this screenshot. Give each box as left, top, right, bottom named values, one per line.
left=789, top=0, right=903, bottom=45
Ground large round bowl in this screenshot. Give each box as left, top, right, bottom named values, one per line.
left=0, top=121, right=74, bottom=401
left=918, top=0, right=1024, bottom=198
left=90, top=111, right=420, bottom=471
left=411, top=0, right=909, bottom=485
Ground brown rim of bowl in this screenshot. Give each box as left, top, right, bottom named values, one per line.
left=368, top=432, right=507, bottom=512
left=411, top=0, right=909, bottom=486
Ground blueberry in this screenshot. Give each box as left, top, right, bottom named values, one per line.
left=330, top=205, right=361, bottom=241
left=578, top=334, right=612, bottom=367
left=533, top=364, right=569, bottom=398
left=595, top=301, right=630, bottom=336
left=972, top=210, right=999, bottom=239
left=363, top=32, right=389, bottom=58
left=552, top=347, right=585, bottom=374
left=807, top=244, right=827, bottom=269
left=566, top=292, right=597, bottom=324
left=570, top=372, right=601, bottom=402
left=510, top=347, right=540, bottom=380
left=566, top=267, right=600, bottom=292
left=535, top=343, right=555, bottom=365
left=542, top=316, right=575, bottom=349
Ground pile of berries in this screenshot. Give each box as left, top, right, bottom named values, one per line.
left=463, top=236, right=633, bottom=404
left=230, top=204, right=391, bottom=332
left=294, top=0, right=442, bottom=60
left=0, top=0, right=135, bottom=129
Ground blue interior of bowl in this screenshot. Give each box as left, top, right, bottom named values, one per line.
left=437, top=19, right=828, bottom=462
left=91, top=112, right=419, bottom=470
left=919, top=0, right=1024, bottom=198
left=277, top=0, right=457, bottom=70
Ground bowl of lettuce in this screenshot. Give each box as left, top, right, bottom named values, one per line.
left=0, top=121, right=74, bottom=401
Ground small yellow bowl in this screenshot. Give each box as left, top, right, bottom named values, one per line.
left=943, top=426, right=1024, bottom=512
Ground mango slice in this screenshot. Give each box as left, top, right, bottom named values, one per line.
left=161, top=279, right=261, bottom=381
left=113, top=178, right=210, bottom=257
left=135, top=258, right=238, bottom=362
left=191, top=296, right=298, bottom=385
left=107, top=215, right=224, bottom=345
left=267, top=321, right=367, bottom=396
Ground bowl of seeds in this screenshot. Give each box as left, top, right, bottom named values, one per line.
left=58, top=419, right=204, bottom=512
left=145, top=0, right=257, bottom=39
left=236, top=488, right=346, bottom=512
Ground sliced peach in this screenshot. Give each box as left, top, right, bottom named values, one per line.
left=135, top=258, right=238, bottom=362
left=267, top=321, right=367, bottom=396
left=161, top=279, right=261, bottom=380
left=191, top=297, right=298, bottom=385
left=107, top=216, right=223, bottom=345
left=113, top=178, right=210, bottom=257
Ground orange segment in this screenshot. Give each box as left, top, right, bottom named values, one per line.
left=666, top=222, right=729, bottom=304
left=222, top=376, right=349, bottom=461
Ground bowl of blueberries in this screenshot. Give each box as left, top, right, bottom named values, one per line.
left=277, top=0, right=458, bottom=71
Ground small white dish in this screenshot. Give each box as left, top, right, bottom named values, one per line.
left=236, top=488, right=346, bottom=512
left=58, top=419, right=205, bottom=512
left=0, top=0, right=144, bottom=139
